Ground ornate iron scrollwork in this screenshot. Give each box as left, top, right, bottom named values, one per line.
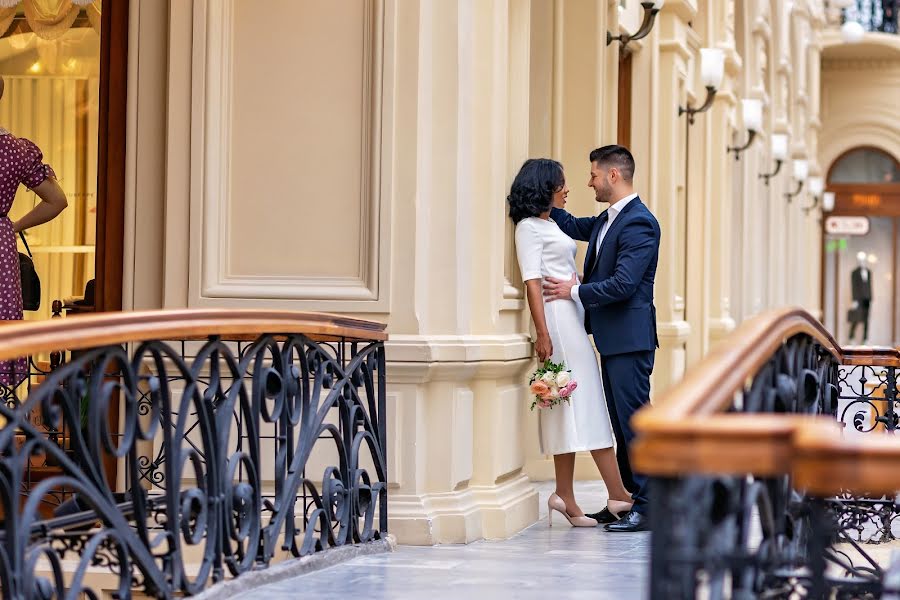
left=0, top=333, right=388, bottom=598
left=649, top=335, right=900, bottom=598
left=648, top=335, right=860, bottom=599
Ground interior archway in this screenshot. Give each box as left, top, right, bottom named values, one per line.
left=821, top=146, right=900, bottom=347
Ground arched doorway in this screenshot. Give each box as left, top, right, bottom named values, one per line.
left=821, top=147, right=900, bottom=345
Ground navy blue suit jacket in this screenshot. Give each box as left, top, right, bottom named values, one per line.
left=551, top=197, right=660, bottom=356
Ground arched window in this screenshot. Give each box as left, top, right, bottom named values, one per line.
left=828, top=147, right=900, bottom=184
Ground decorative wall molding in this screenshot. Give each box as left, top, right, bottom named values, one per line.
left=389, top=474, right=537, bottom=545
left=386, top=333, right=533, bottom=366
left=188, top=0, right=391, bottom=311
left=822, top=58, right=900, bottom=71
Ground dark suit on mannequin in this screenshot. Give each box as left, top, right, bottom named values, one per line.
left=849, top=266, right=872, bottom=342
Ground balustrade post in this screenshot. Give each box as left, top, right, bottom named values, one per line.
left=648, top=476, right=699, bottom=599
left=377, top=344, right=388, bottom=534
left=806, top=497, right=834, bottom=600
left=886, top=366, right=899, bottom=433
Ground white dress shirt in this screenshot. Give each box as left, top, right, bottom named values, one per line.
left=570, top=193, right=639, bottom=302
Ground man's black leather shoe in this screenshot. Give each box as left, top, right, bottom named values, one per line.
left=604, top=511, right=649, bottom=532
left=585, top=508, right=619, bottom=524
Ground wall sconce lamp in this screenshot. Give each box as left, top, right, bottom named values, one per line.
left=608, top=1, right=665, bottom=48
left=816, top=191, right=835, bottom=224
left=759, top=134, right=788, bottom=185
left=727, top=99, right=762, bottom=159
left=785, top=159, right=808, bottom=202
left=802, top=176, right=825, bottom=214
left=679, top=48, right=725, bottom=125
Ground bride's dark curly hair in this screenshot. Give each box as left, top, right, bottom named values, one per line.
left=507, top=158, right=565, bottom=224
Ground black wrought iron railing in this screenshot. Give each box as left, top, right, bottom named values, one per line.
left=845, top=0, right=899, bottom=34
left=633, top=308, right=900, bottom=599
left=0, top=310, right=388, bottom=598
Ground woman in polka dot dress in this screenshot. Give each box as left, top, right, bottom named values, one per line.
left=0, top=77, right=69, bottom=386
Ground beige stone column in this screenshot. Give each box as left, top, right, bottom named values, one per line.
left=786, top=3, right=809, bottom=310
left=651, top=0, right=696, bottom=388
left=770, top=1, right=795, bottom=310
left=701, top=0, right=739, bottom=349
left=385, top=0, right=541, bottom=544
left=739, top=2, right=774, bottom=319
left=805, top=33, right=825, bottom=318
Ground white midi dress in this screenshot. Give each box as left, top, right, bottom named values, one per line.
left=515, top=217, right=615, bottom=455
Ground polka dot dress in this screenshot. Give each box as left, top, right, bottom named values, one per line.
left=0, top=129, right=55, bottom=386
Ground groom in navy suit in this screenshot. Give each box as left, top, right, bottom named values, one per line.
left=544, top=145, right=660, bottom=532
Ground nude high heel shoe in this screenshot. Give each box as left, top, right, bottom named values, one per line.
left=548, top=493, right=598, bottom=528
left=607, top=499, right=634, bottom=520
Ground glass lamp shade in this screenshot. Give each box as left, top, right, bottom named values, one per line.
left=841, top=21, right=865, bottom=43
left=822, top=192, right=836, bottom=212
left=741, top=99, right=763, bottom=131
left=771, top=134, right=789, bottom=161
left=792, top=159, right=809, bottom=182
left=808, top=176, right=824, bottom=197
left=700, top=48, right=725, bottom=89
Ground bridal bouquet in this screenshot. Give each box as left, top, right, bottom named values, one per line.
left=528, top=360, right=577, bottom=410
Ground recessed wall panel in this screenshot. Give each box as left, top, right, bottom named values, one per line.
left=228, top=0, right=370, bottom=280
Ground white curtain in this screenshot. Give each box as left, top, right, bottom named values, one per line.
left=0, top=0, right=101, bottom=41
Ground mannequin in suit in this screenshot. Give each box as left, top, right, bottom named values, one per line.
left=849, top=251, right=873, bottom=344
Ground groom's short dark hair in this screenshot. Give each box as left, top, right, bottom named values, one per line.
left=589, top=145, right=635, bottom=182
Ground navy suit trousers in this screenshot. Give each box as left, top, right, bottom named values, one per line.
left=598, top=348, right=654, bottom=513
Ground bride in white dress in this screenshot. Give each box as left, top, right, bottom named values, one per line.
left=509, top=159, right=633, bottom=527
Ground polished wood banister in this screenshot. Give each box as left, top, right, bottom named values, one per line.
left=639, top=307, right=840, bottom=422
left=793, top=420, right=900, bottom=496
left=632, top=306, right=900, bottom=495
left=0, top=309, right=387, bottom=362
left=840, top=345, right=900, bottom=367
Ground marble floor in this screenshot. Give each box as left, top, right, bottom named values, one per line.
left=243, top=481, right=649, bottom=600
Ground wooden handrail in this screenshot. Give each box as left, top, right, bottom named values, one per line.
left=632, top=306, right=900, bottom=495
left=0, top=309, right=387, bottom=362
left=640, top=308, right=840, bottom=421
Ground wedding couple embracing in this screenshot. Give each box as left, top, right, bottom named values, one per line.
left=510, top=145, right=660, bottom=533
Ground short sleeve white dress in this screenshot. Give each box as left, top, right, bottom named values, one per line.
left=515, top=217, right=614, bottom=455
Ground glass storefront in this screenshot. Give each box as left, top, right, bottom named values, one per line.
left=0, top=2, right=101, bottom=321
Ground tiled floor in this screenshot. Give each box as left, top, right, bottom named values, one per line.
left=243, top=481, right=649, bottom=600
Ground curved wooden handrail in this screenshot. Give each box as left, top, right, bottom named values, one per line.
left=640, top=308, right=840, bottom=422
left=632, top=306, right=900, bottom=495
left=0, top=309, right=387, bottom=362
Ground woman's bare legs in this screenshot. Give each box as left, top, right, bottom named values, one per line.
left=552, top=452, right=586, bottom=516
left=589, top=447, right=632, bottom=503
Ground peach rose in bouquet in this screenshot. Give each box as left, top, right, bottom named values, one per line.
left=530, top=380, right=550, bottom=396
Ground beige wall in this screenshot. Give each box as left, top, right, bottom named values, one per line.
left=124, top=0, right=833, bottom=544
left=819, top=37, right=900, bottom=176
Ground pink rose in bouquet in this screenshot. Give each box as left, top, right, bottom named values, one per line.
left=559, top=380, right=578, bottom=398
